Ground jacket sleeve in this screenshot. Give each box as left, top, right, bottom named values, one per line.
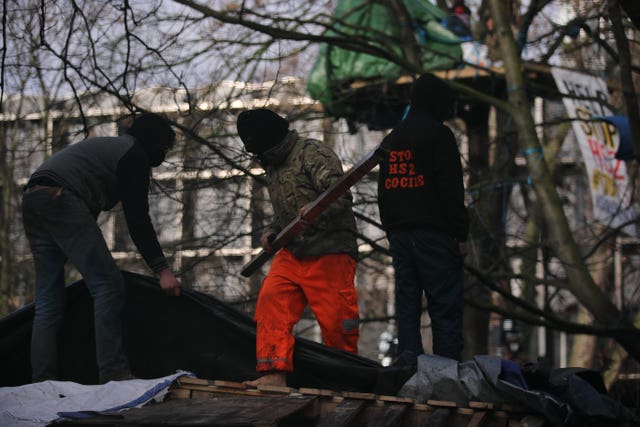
left=434, top=127, right=469, bottom=242
left=117, top=145, right=169, bottom=273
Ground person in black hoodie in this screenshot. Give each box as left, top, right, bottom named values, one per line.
left=377, top=73, right=468, bottom=363
left=22, top=113, right=181, bottom=384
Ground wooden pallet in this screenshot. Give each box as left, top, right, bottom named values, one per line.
left=160, top=376, right=545, bottom=427
left=58, top=376, right=545, bottom=426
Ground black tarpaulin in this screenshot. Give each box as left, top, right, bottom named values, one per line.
left=0, top=271, right=412, bottom=394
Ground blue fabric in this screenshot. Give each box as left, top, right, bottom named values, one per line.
left=440, top=16, right=473, bottom=41
left=58, top=375, right=186, bottom=419
left=600, top=115, right=634, bottom=160
left=500, top=359, right=528, bottom=390
left=389, top=227, right=464, bottom=361
left=22, top=189, right=130, bottom=383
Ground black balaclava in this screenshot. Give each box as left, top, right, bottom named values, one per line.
left=236, top=108, right=289, bottom=154
left=127, top=113, right=175, bottom=167
left=410, top=73, right=455, bottom=122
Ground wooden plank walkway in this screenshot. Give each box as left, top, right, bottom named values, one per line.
left=59, top=376, right=545, bottom=426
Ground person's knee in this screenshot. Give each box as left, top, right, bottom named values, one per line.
left=89, top=268, right=125, bottom=292
left=254, top=288, right=285, bottom=323
left=88, top=277, right=126, bottom=312
left=33, top=297, right=64, bottom=325
left=33, top=309, right=63, bottom=328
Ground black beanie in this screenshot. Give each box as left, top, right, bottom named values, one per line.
left=127, top=113, right=175, bottom=147
left=236, top=108, right=289, bottom=154
left=127, top=113, right=175, bottom=166
left=410, top=73, right=454, bottom=121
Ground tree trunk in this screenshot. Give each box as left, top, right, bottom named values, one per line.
left=0, top=125, right=10, bottom=317
left=461, top=104, right=492, bottom=358
left=488, top=0, right=640, bottom=361
left=569, top=309, right=596, bottom=368
left=609, top=0, right=640, bottom=157
left=569, top=225, right=611, bottom=369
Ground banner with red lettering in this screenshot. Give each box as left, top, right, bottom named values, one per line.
left=551, top=67, right=636, bottom=235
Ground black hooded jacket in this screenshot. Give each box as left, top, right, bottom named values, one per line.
left=377, top=74, right=469, bottom=242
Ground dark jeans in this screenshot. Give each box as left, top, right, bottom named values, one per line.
left=22, top=188, right=130, bottom=383
left=389, top=227, right=464, bottom=361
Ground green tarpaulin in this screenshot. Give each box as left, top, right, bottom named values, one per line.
left=307, top=0, right=464, bottom=128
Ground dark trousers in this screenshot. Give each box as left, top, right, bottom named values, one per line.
left=388, top=228, right=464, bottom=361
left=22, top=187, right=130, bottom=383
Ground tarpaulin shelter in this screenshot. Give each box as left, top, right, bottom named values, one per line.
left=307, top=0, right=465, bottom=130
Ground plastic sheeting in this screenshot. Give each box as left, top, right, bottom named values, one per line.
left=398, top=354, right=633, bottom=426
left=0, top=372, right=190, bottom=427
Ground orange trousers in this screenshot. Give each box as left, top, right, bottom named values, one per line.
left=254, top=249, right=360, bottom=373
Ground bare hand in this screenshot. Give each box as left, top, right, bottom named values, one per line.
left=298, top=203, right=311, bottom=217
left=297, top=204, right=312, bottom=232
left=458, top=241, right=468, bottom=257
left=158, top=268, right=181, bottom=297
left=260, top=232, right=277, bottom=252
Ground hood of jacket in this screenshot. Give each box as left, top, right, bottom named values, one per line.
left=409, top=73, right=454, bottom=122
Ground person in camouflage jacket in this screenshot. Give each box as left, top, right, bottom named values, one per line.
left=237, top=108, right=360, bottom=388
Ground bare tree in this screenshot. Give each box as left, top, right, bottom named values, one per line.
left=1, top=0, right=639, bottom=369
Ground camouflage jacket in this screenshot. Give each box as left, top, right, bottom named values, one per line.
left=260, top=130, right=358, bottom=260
